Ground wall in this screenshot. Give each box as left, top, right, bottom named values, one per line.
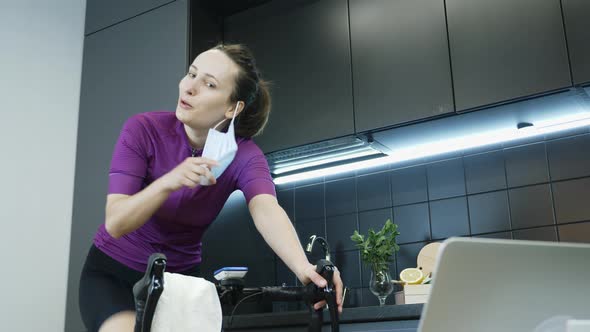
left=64, top=1, right=188, bottom=330
left=200, top=191, right=276, bottom=314
left=203, top=0, right=590, bottom=313
left=274, top=124, right=590, bottom=309
left=0, top=1, right=85, bottom=331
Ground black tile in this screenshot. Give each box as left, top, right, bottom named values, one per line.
left=430, top=196, right=470, bottom=239
left=277, top=189, right=294, bottom=220
left=390, top=157, right=427, bottom=171
left=462, top=143, right=503, bottom=156
left=396, top=242, right=426, bottom=273
left=393, top=203, right=431, bottom=244
left=361, top=287, right=395, bottom=307
left=243, top=257, right=278, bottom=288
left=391, top=166, right=428, bottom=206
left=427, top=158, right=466, bottom=200
left=330, top=250, right=361, bottom=288
left=275, top=257, right=297, bottom=286
left=468, top=191, right=511, bottom=234
left=326, top=214, right=358, bottom=252
left=547, top=134, right=590, bottom=181
left=356, top=162, right=390, bottom=176
left=204, top=194, right=275, bottom=261
left=502, top=134, right=545, bottom=149
left=463, top=151, right=506, bottom=194
left=325, top=169, right=356, bottom=181
left=508, top=184, right=554, bottom=229
left=513, top=227, right=557, bottom=242
left=357, top=171, right=392, bottom=211
left=559, top=222, right=590, bottom=243
left=295, top=183, right=324, bottom=221
left=552, top=178, right=590, bottom=224
left=504, top=143, right=549, bottom=187
left=325, top=178, right=356, bottom=217
left=473, top=232, right=512, bottom=239
left=545, top=126, right=589, bottom=140
left=295, top=175, right=324, bottom=187
left=423, top=151, right=463, bottom=164
left=358, top=208, right=393, bottom=236
left=296, top=218, right=325, bottom=255
left=275, top=181, right=295, bottom=191
left=343, top=287, right=363, bottom=308
left=361, top=260, right=396, bottom=290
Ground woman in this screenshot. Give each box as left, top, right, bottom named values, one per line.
left=78, top=44, right=343, bottom=332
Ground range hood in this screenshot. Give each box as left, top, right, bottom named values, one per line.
left=269, top=87, right=590, bottom=184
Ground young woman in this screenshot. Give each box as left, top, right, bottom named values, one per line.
left=78, top=44, right=344, bottom=332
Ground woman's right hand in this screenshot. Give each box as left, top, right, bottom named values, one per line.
left=157, top=157, right=219, bottom=192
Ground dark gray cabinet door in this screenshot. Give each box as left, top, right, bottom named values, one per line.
left=447, top=0, right=572, bottom=111
left=350, top=0, right=454, bottom=132
left=224, top=0, right=354, bottom=153
left=66, top=3, right=188, bottom=331
left=562, top=0, right=590, bottom=85
left=85, top=0, right=173, bottom=35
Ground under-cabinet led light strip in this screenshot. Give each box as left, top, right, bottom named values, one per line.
left=273, top=112, right=590, bottom=185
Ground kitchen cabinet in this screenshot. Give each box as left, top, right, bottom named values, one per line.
left=67, top=2, right=188, bottom=331
left=561, top=0, right=590, bottom=85
left=224, top=0, right=355, bottom=153
left=85, top=0, right=173, bottom=35
left=446, top=0, right=571, bottom=111
left=349, top=0, right=454, bottom=132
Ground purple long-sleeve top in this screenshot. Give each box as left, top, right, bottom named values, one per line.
left=92, top=111, right=276, bottom=272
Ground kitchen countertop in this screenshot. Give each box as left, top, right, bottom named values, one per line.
left=222, top=304, right=424, bottom=329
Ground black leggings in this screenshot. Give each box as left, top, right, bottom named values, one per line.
left=78, top=245, right=200, bottom=332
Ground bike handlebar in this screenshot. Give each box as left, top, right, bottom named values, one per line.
left=218, top=259, right=339, bottom=332
left=133, top=255, right=339, bottom=332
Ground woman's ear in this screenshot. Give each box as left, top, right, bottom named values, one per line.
left=225, top=101, right=245, bottom=119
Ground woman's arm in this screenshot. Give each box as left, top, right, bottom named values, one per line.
left=105, top=157, right=218, bottom=238
left=248, top=194, right=343, bottom=313
left=105, top=179, right=172, bottom=239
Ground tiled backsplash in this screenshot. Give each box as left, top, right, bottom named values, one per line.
left=274, top=130, right=590, bottom=309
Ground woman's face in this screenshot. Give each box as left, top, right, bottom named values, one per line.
left=176, top=49, right=239, bottom=130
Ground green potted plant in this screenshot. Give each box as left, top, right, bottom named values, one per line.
left=351, top=219, right=400, bottom=306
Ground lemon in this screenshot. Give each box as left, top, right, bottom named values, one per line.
left=399, top=268, right=424, bottom=285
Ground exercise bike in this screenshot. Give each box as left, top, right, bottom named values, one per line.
left=133, top=253, right=340, bottom=332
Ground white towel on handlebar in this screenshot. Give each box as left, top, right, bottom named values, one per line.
left=151, top=272, right=222, bottom=332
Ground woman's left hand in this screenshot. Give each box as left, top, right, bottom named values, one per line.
left=297, top=263, right=344, bottom=313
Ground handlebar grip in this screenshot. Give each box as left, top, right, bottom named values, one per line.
left=133, top=253, right=167, bottom=300
left=132, top=253, right=166, bottom=332
left=314, top=259, right=340, bottom=332
left=261, top=286, right=309, bottom=301
left=141, top=278, right=164, bottom=332
left=315, top=259, right=336, bottom=287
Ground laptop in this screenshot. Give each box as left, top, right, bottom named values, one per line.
left=418, top=237, right=590, bottom=332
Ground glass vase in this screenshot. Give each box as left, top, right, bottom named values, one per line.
left=369, top=268, right=394, bottom=306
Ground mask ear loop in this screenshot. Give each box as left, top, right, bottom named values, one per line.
left=212, top=101, right=240, bottom=132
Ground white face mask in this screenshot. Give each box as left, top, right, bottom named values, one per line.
left=199, top=102, right=239, bottom=186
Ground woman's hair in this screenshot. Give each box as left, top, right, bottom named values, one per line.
left=211, top=43, right=271, bottom=138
